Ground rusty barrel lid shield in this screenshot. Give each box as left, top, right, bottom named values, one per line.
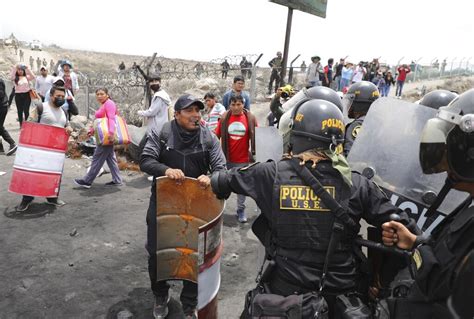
left=155, top=177, right=224, bottom=283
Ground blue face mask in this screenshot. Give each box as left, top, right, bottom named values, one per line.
left=53, top=98, right=65, bottom=107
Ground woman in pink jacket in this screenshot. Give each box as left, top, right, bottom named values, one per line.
left=74, top=88, right=123, bottom=188
left=10, top=64, right=35, bottom=126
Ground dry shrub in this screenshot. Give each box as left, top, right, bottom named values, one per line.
left=117, top=156, right=140, bottom=171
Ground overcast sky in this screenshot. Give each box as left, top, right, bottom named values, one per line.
left=1, top=0, right=472, bottom=66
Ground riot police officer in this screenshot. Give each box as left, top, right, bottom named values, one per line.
left=211, top=98, right=417, bottom=318
left=382, top=89, right=474, bottom=319
left=418, top=89, right=458, bottom=109
left=343, top=81, right=380, bottom=156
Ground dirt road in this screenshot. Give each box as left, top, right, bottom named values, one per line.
left=0, top=105, right=266, bottom=319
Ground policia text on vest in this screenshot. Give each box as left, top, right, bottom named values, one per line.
left=280, top=185, right=335, bottom=211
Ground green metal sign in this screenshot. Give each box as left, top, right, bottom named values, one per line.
left=269, top=0, right=327, bottom=18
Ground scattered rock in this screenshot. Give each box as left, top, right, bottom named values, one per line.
left=69, top=121, right=85, bottom=131
left=71, top=115, right=88, bottom=125
left=21, top=278, right=34, bottom=290
left=69, top=228, right=78, bottom=237
left=68, top=263, right=74, bottom=267
left=65, top=292, right=77, bottom=302
left=117, top=309, right=133, bottom=319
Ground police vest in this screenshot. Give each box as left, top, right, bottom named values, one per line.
left=271, top=159, right=353, bottom=251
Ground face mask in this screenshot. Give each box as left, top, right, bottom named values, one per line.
left=53, top=98, right=65, bottom=107
left=150, top=84, right=160, bottom=91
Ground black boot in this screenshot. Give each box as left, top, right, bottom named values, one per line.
left=6, top=144, right=17, bottom=156
left=0, top=140, right=4, bottom=154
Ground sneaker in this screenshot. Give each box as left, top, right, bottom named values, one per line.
left=105, top=181, right=123, bottom=186
left=6, top=144, right=18, bottom=156
left=184, top=309, right=198, bottom=319
left=73, top=178, right=91, bottom=189
left=237, top=211, right=248, bottom=223
left=16, top=198, right=33, bottom=212
left=153, top=295, right=170, bottom=319
left=46, top=198, right=66, bottom=207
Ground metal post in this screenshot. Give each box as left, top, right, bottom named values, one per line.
left=458, top=57, right=465, bottom=76
left=413, top=57, right=422, bottom=82
left=466, top=58, right=472, bottom=75
left=428, top=57, right=437, bottom=80
left=85, top=84, right=90, bottom=120
left=279, top=7, right=293, bottom=87
left=450, top=58, right=457, bottom=77
left=288, top=54, right=300, bottom=84
left=250, top=53, right=263, bottom=103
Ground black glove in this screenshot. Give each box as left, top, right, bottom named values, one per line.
left=210, top=171, right=231, bottom=200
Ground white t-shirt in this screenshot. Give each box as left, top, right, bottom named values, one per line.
left=352, top=66, right=366, bottom=83
left=40, top=102, right=67, bottom=128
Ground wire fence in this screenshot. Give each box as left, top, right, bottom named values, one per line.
left=2, top=55, right=473, bottom=127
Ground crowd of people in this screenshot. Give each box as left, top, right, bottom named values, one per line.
left=2, top=47, right=473, bottom=319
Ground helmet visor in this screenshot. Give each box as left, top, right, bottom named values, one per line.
left=342, top=93, right=355, bottom=117
left=419, top=114, right=455, bottom=174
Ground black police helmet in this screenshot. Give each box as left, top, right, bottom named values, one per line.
left=289, top=99, right=345, bottom=154
left=344, top=81, right=380, bottom=118
left=420, top=88, right=474, bottom=182
left=306, top=86, right=343, bottom=112
left=419, top=89, right=458, bottom=110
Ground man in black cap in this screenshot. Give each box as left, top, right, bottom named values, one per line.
left=140, top=94, right=226, bottom=319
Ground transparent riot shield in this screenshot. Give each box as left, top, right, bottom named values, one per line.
left=155, top=177, right=225, bottom=318
left=255, top=127, right=283, bottom=162
left=348, top=97, right=470, bottom=233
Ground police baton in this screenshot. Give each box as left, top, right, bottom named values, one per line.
left=354, top=238, right=412, bottom=257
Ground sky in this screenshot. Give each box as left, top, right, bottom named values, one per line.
left=1, top=0, right=473, bottom=67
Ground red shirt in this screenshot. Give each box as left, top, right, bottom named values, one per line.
left=215, top=113, right=251, bottom=163
left=397, top=66, right=411, bottom=81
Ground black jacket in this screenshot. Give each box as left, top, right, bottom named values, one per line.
left=222, top=159, right=417, bottom=293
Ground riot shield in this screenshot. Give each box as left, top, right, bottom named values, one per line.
left=155, top=177, right=225, bottom=318
left=348, top=97, right=470, bottom=233
left=255, top=127, right=283, bottom=162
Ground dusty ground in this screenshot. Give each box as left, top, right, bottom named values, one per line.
left=0, top=104, right=268, bottom=319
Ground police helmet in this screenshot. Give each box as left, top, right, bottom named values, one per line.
left=419, top=89, right=458, bottom=110
left=289, top=99, right=345, bottom=154
left=420, top=88, right=474, bottom=182
left=344, top=81, right=380, bottom=118
left=306, top=86, right=343, bottom=112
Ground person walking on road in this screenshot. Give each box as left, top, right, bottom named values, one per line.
left=74, top=88, right=123, bottom=188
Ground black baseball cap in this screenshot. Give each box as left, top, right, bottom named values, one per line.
left=174, top=94, right=205, bottom=111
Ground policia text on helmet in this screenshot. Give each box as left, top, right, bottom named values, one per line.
left=343, top=81, right=380, bottom=157
left=289, top=99, right=345, bottom=154
left=344, top=81, right=380, bottom=119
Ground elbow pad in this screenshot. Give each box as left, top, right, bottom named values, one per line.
left=211, top=170, right=232, bottom=200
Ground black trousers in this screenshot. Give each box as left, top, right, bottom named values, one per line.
left=0, top=106, right=15, bottom=146
left=146, top=193, right=198, bottom=312
left=14, top=92, right=31, bottom=126
left=268, top=70, right=281, bottom=94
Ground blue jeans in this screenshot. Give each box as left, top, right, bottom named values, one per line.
left=396, top=80, right=405, bottom=96
left=340, top=78, right=350, bottom=90
left=227, top=162, right=247, bottom=214
left=382, top=84, right=391, bottom=97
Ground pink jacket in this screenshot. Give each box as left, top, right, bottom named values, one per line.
left=10, top=66, right=35, bottom=93
left=95, top=99, right=117, bottom=135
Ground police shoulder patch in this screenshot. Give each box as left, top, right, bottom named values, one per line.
left=238, top=162, right=259, bottom=171
left=352, top=125, right=362, bottom=138
left=412, top=249, right=423, bottom=270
